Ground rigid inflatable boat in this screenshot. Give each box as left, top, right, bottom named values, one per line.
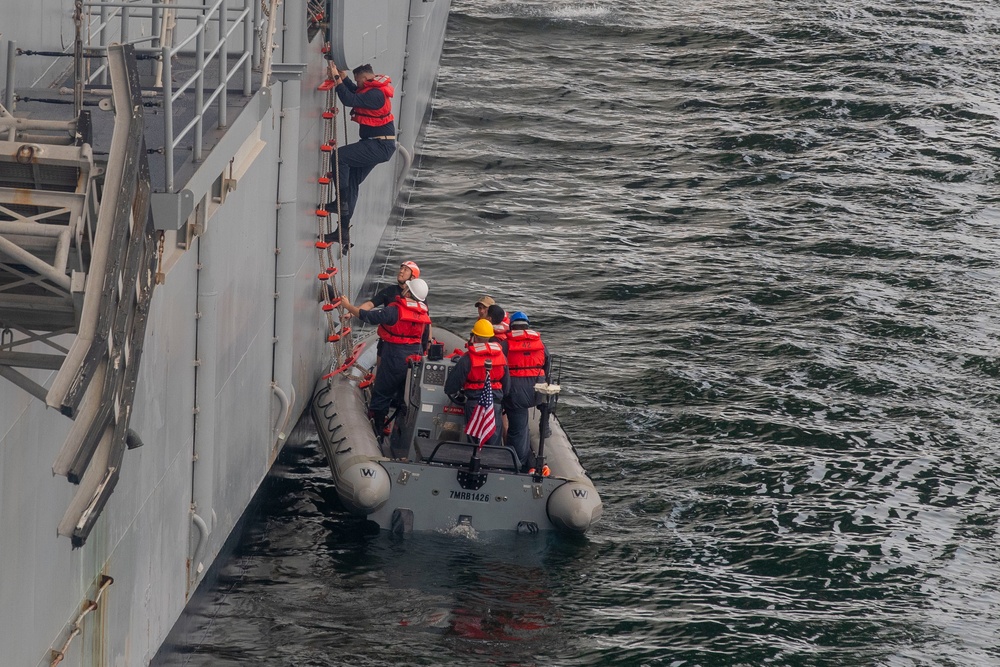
left=310, top=327, right=602, bottom=535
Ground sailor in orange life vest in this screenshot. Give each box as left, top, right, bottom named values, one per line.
left=356, top=261, right=428, bottom=360
left=445, top=319, right=510, bottom=449
left=501, top=311, right=550, bottom=472
left=340, top=278, right=430, bottom=438
left=486, top=303, right=510, bottom=343
left=323, top=260, right=420, bottom=308
left=357, top=261, right=421, bottom=312
left=321, top=63, right=397, bottom=251
left=474, top=295, right=495, bottom=321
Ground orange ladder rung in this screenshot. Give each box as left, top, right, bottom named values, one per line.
left=321, top=342, right=366, bottom=380
left=328, top=326, right=352, bottom=342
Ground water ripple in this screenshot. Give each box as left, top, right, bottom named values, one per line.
left=157, top=1, right=1000, bottom=665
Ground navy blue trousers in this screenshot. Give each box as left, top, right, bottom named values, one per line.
left=370, top=342, right=420, bottom=413
left=505, top=406, right=532, bottom=467
left=504, top=376, right=541, bottom=467
left=330, top=138, right=396, bottom=242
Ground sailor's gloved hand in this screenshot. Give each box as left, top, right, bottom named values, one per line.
left=449, top=393, right=467, bottom=405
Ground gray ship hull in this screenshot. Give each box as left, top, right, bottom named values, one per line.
left=0, top=1, right=451, bottom=665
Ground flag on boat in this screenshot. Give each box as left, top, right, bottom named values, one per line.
left=466, top=367, right=496, bottom=447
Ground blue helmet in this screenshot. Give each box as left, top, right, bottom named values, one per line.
left=509, top=311, right=529, bottom=324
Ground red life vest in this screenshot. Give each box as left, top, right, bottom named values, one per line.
left=506, top=329, right=546, bottom=377
left=351, top=75, right=395, bottom=127
left=377, top=297, right=430, bottom=345
left=491, top=318, right=510, bottom=342
left=462, top=342, right=506, bottom=391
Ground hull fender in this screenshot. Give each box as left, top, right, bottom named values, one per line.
left=547, top=480, right=603, bottom=534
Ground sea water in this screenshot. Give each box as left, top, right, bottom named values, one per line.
left=155, top=2, right=1000, bottom=665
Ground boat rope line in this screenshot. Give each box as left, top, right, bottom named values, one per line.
left=370, top=100, right=434, bottom=292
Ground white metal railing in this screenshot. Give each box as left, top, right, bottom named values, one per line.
left=82, top=0, right=257, bottom=192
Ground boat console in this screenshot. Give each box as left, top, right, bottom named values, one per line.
left=395, top=353, right=521, bottom=470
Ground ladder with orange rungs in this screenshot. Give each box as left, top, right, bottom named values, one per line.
left=314, top=70, right=356, bottom=379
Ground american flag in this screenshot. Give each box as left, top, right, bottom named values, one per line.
left=466, top=366, right=497, bottom=447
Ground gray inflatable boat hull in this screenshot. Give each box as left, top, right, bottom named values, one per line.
left=310, top=329, right=602, bottom=534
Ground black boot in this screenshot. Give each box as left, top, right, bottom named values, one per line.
left=323, top=222, right=351, bottom=248
left=318, top=282, right=337, bottom=303
left=372, top=410, right=387, bottom=439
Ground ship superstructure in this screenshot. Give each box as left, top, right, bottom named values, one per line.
left=0, top=1, right=451, bottom=664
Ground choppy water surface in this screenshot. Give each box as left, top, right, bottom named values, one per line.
left=157, top=1, right=1000, bottom=665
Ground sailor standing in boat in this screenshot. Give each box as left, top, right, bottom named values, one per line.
left=502, top=312, right=550, bottom=472
left=322, top=259, right=420, bottom=307
left=445, top=319, right=509, bottom=449
left=355, top=260, right=428, bottom=366
left=341, top=278, right=430, bottom=439
left=475, top=295, right=495, bottom=321
left=487, top=303, right=511, bottom=343
left=357, top=261, right=421, bottom=312
left=322, top=63, right=397, bottom=250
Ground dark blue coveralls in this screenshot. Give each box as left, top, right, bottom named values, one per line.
left=370, top=283, right=403, bottom=359
left=356, top=303, right=428, bottom=432
left=370, top=283, right=403, bottom=308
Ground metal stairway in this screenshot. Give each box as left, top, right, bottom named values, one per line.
left=0, top=45, right=157, bottom=547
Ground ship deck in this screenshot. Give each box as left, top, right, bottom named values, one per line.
left=10, top=52, right=265, bottom=195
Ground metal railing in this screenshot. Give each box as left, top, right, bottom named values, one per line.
left=0, top=138, right=94, bottom=371
left=82, top=0, right=257, bottom=192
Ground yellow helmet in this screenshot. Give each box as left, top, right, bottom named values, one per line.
left=471, top=318, right=494, bottom=338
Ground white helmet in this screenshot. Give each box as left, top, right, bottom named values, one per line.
left=405, top=278, right=428, bottom=302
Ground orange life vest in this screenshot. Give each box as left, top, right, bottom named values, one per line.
left=491, top=317, right=510, bottom=342
left=506, top=329, right=546, bottom=378
left=351, top=76, right=395, bottom=127
left=377, top=297, right=430, bottom=345
left=462, top=342, right=506, bottom=391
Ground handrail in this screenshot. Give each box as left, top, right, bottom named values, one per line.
left=82, top=0, right=256, bottom=192
left=86, top=0, right=245, bottom=9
